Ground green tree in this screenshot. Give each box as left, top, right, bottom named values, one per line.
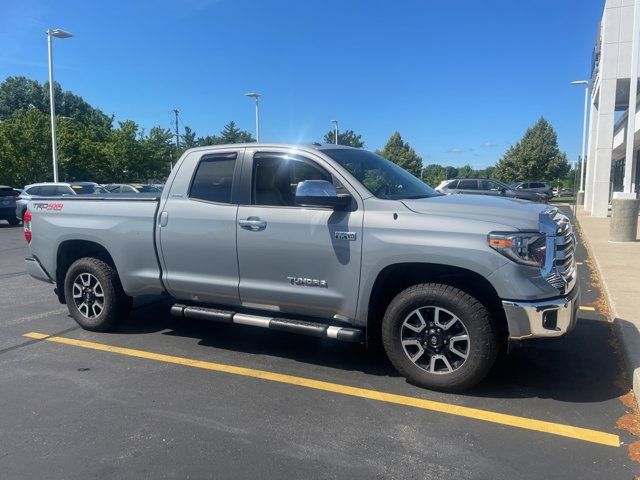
left=181, top=126, right=198, bottom=149
left=219, top=121, right=254, bottom=144
left=476, top=166, right=496, bottom=179
left=0, top=76, right=111, bottom=126
left=323, top=129, right=364, bottom=147
left=457, top=164, right=476, bottom=178
left=377, top=132, right=422, bottom=177
left=444, top=166, right=458, bottom=180
left=101, top=120, right=144, bottom=182
left=0, top=108, right=52, bottom=186
left=140, top=126, right=176, bottom=180
left=422, top=164, right=446, bottom=187
left=494, top=117, right=570, bottom=184
left=57, top=116, right=111, bottom=181
left=196, top=134, right=222, bottom=146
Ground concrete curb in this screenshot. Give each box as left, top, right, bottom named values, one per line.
left=575, top=215, right=640, bottom=405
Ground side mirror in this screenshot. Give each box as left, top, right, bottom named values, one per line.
left=295, top=180, right=351, bottom=209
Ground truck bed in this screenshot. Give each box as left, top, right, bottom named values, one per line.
left=27, top=196, right=166, bottom=298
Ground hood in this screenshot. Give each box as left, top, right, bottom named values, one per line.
left=401, top=194, right=553, bottom=231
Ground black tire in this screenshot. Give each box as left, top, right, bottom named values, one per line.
left=7, top=217, right=19, bottom=226
left=64, top=257, right=132, bottom=331
left=382, top=283, right=498, bottom=392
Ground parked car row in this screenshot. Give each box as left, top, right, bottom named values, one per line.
left=435, top=178, right=549, bottom=202
left=3, top=182, right=164, bottom=225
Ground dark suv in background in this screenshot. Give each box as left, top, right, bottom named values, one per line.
left=0, top=185, right=20, bottom=225
left=435, top=178, right=547, bottom=202
left=511, top=181, right=553, bottom=200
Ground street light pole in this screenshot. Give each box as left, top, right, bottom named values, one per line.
left=245, top=93, right=261, bottom=142
left=571, top=80, right=589, bottom=194
left=331, top=119, right=339, bottom=144
left=46, top=29, right=74, bottom=183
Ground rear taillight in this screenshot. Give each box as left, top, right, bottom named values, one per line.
left=23, top=210, right=32, bottom=243
left=15, top=196, right=22, bottom=201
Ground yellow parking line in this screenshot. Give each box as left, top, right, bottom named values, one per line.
left=23, top=331, right=619, bottom=448
left=579, top=306, right=596, bottom=312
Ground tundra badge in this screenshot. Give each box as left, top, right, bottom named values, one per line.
left=334, top=231, right=356, bottom=241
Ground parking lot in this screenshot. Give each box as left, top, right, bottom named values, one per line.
left=0, top=207, right=638, bottom=479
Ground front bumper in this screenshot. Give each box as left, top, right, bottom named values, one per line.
left=502, top=284, right=580, bottom=340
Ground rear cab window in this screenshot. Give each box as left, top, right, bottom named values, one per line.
left=189, top=152, right=238, bottom=204
left=0, top=187, right=15, bottom=197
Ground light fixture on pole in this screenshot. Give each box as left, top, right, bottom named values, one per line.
left=46, top=28, right=74, bottom=182
left=571, top=80, right=589, bottom=197
left=245, top=92, right=261, bottom=142
left=331, top=119, right=339, bottom=144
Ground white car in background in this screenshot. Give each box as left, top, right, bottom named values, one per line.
left=15, top=182, right=108, bottom=222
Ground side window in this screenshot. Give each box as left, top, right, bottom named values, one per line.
left=252, top=153, right=333, bottom=207
left=189, top=153, right=237, bottom=204
left=457, top=180, right=478, bottom=190
left=39, top=185, right=58, bottom=196
left=446, top=180, right=458, bottom=189
left=480, top=180, right=501, bottom=191
left=26, top=186, right=40, bottom=195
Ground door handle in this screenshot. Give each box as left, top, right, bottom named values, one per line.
left=239, top=217, right=267, bottom=231
left=160, top=211, right=169, bottom=227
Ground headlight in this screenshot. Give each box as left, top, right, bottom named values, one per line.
left=488, top=232, right=546, bottom=267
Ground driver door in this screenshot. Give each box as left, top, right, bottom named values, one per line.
left=236, top=149, right=363, bottom=321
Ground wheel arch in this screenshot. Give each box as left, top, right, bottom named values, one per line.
left=55, top=240, right=118, bottom=304
left=365, top=262, right=507, bottom=347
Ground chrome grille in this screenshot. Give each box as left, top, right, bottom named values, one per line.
left=545, top=210, right=576, bottom=293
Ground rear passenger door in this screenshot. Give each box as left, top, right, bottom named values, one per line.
left=158, top=148, right=243, bottom=305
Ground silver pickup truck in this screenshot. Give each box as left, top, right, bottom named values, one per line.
left=24, top=143, right=579, bottom=392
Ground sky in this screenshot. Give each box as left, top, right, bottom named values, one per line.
left=0, top=0, right=603, bottom=168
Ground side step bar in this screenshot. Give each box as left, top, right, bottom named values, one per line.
left=170, top=304, right=364, bottom=343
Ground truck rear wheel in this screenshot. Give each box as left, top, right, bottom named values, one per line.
left=64, top=257, right=132, bottom=331
left=382, top=283, right=498, bottom=392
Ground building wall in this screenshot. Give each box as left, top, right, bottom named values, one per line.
left=585, top=0, right=638, bottom=217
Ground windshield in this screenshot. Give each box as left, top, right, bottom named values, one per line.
left=322, top=149, right=438, bottom=200
left=70, top=184, right=109, bottom=195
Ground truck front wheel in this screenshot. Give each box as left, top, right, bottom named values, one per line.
left=382, top=283, right=498, bottom=392
left=64, top=257, right=132, bottom=331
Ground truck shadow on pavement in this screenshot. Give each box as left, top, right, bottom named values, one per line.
left=119, top=301, right=625, bottom=403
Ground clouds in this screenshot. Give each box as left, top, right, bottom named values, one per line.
left=448, top=147, right=465, bottom=154
left=482, top=141, right=500, bottom=148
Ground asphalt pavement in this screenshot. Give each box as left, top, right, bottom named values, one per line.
left=0, top=208, right=638, bottom=479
